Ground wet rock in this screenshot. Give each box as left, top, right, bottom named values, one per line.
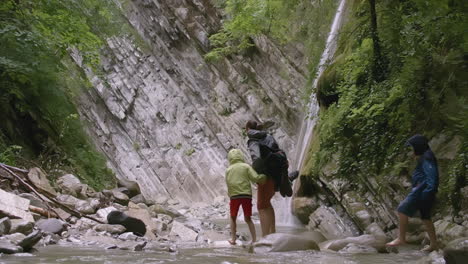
left=117, top=178, right=141, bottom=197
left=338, top=243, right=378, bottom=254
left=74, top=217, right=99, bottom=231
left=0, top=241, right=23, bottom=254
left=320, top=234, right=387, bottom=253
left=94, top=224, right=126, bottom=234
left=308, top=206, right=356, bottom=240
left=107, top=211, right=147, bottom=237
left=0, top=217, right=11, bottom=235
left=365, top=223, right=388, bottom=241
left=153, top=195, right=169, bottom=205
left=9, top=219, right=34, bottom=235
left=18, top=230, right=42, bottom=251
left=36, top=219, right=67, bottom=234
left=443, top=237, right=468, bottom=264
left=416, top=250, right=446, bottom=264
left=130, top=194, right=147, bottom=205
left=292, top=197, right=319, bottom=224
left=151, top=218, right=168, bottom=234
left=27, top=167, right=57, bottom=195
left=57, top=174, right=96, bottom=198
left=169, top=221, right=198, bottom=242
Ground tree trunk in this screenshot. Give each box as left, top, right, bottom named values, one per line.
left=368, top=0, right=385, bottom=81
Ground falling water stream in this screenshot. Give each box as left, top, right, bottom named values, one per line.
left=276, top=0, right=347, bottom=227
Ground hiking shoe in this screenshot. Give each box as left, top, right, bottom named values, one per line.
left=288, top=171, right=299, bottom=181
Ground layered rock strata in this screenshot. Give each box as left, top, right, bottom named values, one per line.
left=76, top=0, right=307, bottom=202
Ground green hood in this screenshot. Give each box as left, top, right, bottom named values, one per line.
left=228, top=149, right=245, bottom=165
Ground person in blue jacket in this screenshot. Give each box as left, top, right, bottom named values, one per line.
left=386, top=134, right=439, bottom=251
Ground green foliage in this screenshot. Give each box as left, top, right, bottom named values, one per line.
left=305, top=0, right=468, bottom=215
left=185, top=148, right=196, bottom=156
left=0, top=0, right=122, bottom=189
left=206, top=0, right=338, bottom=65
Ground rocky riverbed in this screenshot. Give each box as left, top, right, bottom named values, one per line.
left=0, top=167, right=467, bottom=263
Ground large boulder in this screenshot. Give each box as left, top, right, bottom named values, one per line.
left=36, top=219, right=67, bottom=234
left=97, top=206, right=118, bottom=220
left=0, top=217, right=11, bottom=235
left=307, top=206, right=357, bottom=240
left=292, top=197, right=319, bottom=224
left=107, top=211, right=146, bottom=237
left=444, top=237, right=468, bottom=264
left=112, top=190, right=130, bottom=205
left=126, top=202, right=157, bottom=239
left=149, top=204, right=181, bottom=218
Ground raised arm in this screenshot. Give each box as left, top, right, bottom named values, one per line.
left=247, top=165, right=266, bottom=184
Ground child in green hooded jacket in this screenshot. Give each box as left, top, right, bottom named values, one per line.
left=225, top=148, right=266, bottom=245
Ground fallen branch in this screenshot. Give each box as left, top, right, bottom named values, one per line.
left=29, top=205, right=58, bottom=218
left=0, top=163, right=104, bottom=224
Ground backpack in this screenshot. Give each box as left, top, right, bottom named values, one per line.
left=258, top=139, right=293, bottom=197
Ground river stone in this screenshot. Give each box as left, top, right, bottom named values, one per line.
left=170, top=221, right=198, bottom=242
left=75, top=200, right=96, bottom=214
left=4, top=233, right=27, bottom=244
left=9, top=219, right=34, bottom=235
left=338, top=243, right=378, bottom=254
left=149, top=204, right=181, bottom=218
left=270, top=233, right=320, bottom=252
left=94, top=224, right=126, bottom=234
left=18, top=193, right=46, bottom=209
left=308, top=206, right=355, bottom=240
left=0, top=241, right=22, bottom=254
left=36, top=219, right=66, bottom=234
left=365, top=222, right=388, bottom=241
left=27, top=167, right=57, bottom=195
left=435, top=220, right=468, bottom=245
left=130, top=194, right=147, bottom=205
left=118, top=232, right=138, bottom=241
left=107, top=210, right=147, bottom=237
left=0, top=217, right=11, bottom=235
left=18, top=229, right=42, bottom=251
left=56, top=174, right=83, bottom=197
left=56, top=194, right=81, bottom=208
left=112, top=190, right=129, bottom=205
left=292, top=197, right=319, bottom=224
left=97, top=206, right=118, bottom=220
left=443, top=237, right=468, bottom=264
left=320, top=234, right=387, bottom=253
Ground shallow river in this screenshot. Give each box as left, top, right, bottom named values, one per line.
left=0, top=224, right=430, bottom=264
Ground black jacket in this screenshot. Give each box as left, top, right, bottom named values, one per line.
left=246, top=129, right=280, bottom=174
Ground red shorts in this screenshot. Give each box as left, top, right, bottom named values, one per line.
left=230, top=198, right=252, bottom=217
left=257, top=178, right=275, bottom=210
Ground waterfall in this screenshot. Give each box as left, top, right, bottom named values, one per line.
left=277, top=0, right=347, bottom=226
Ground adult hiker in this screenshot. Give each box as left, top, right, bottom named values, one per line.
left=245, top=120, right=295, bottom=237
left=386, top=134, right=439, bottom=252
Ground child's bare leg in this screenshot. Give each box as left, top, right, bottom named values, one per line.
left=387, top=212, right=408, bottom=246
left=229, top=215, right=237, bottom=245
left=244, top=215, right=256, bottom=243
left=422, top=219, right=438, bottom=251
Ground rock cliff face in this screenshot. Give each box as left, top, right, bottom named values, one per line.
left=75, top=0, right=307, bottom=202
